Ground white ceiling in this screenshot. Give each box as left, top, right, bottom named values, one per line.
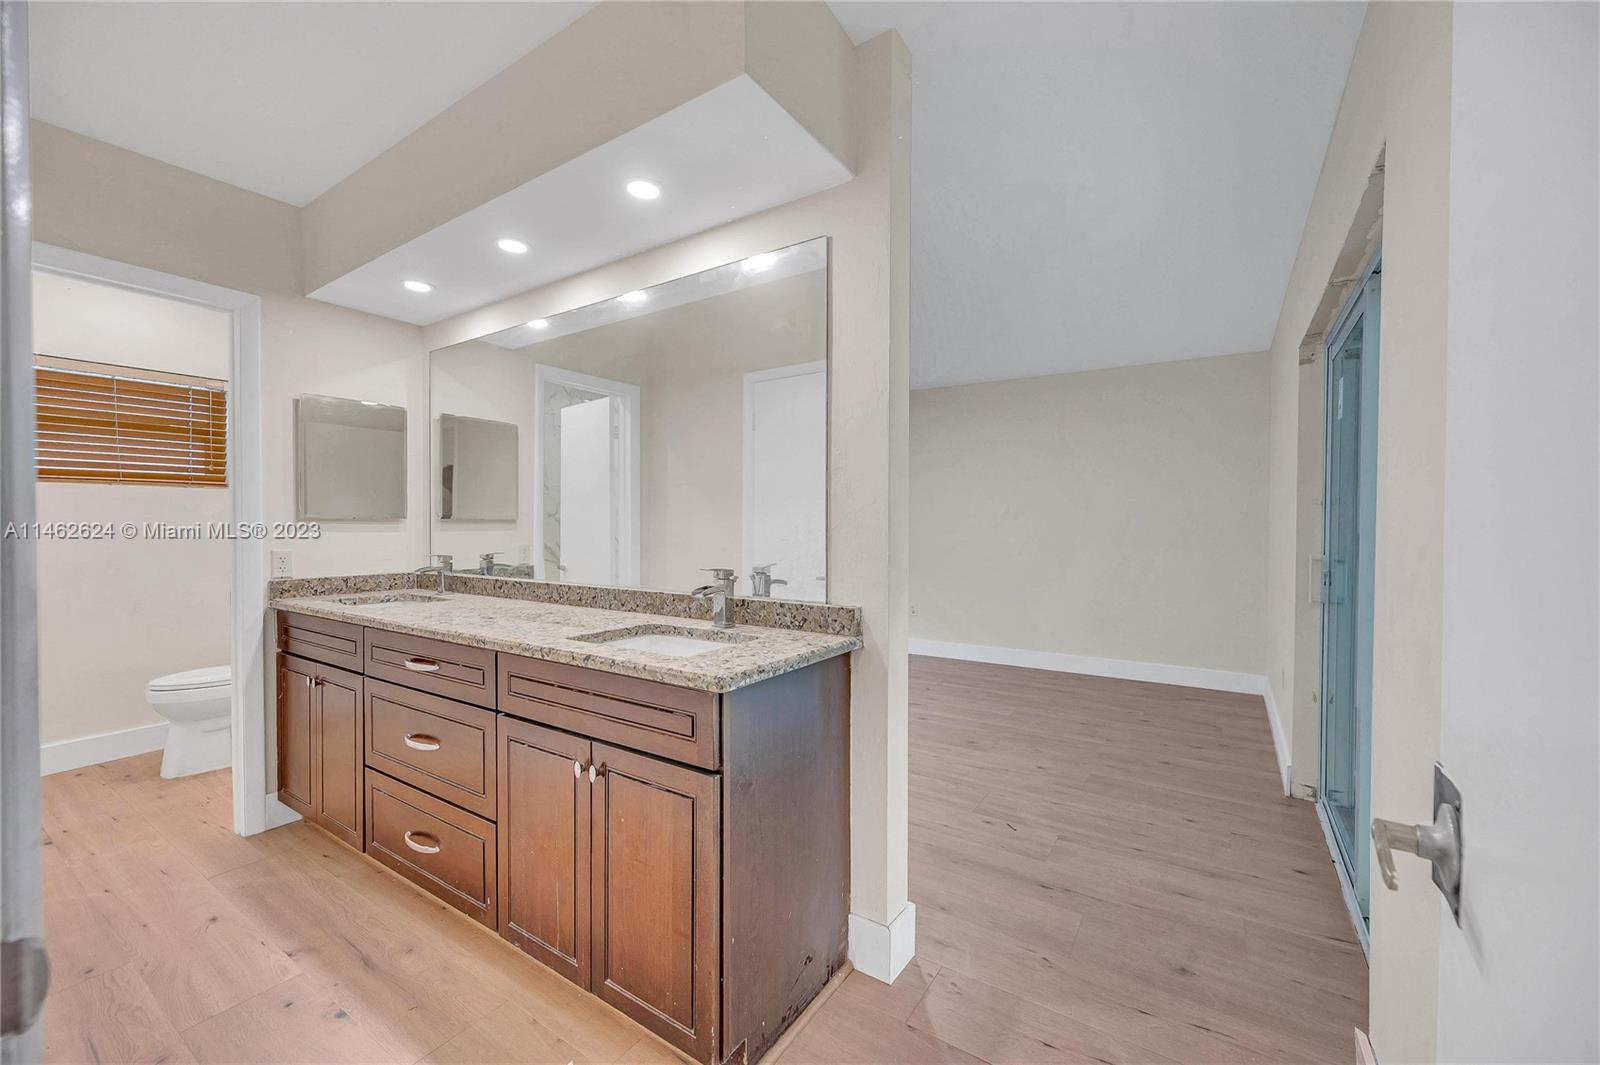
left=310, top=77, right=850, bottom=325
left=28, top=1, right=595, bottom=205
left=829, top=1, right=1366, bottom=388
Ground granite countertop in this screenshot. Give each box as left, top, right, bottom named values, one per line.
left=271, top=590, right=859, bottom=694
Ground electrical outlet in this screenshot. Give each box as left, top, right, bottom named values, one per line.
left=270, top=550, right=293, bottom=579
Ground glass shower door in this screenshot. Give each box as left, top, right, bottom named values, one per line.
left=1320, top=263, right=1380, bottom=922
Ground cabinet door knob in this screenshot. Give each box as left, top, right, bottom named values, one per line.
left=573, top=759, right=584, bottom=779
left=403, top=733, right=441, bottom=751
left=402, top=657, right=442, bottom=673
left=403, top=831, right=441, bottom=854
left=588, top=762, right=604, bottom=783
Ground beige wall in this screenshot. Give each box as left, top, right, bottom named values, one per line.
left=32, top=121, right=432, bottom=581
left=422, top=31, right=912, bottom=937
left=1262, top=4, right=1453, bottom=1060
left=911, top=352, right=1269, bottom=676
left=32, top=271, right=233, bottom=745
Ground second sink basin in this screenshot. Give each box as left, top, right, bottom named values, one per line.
left=572, top=624, right=750, bottom=658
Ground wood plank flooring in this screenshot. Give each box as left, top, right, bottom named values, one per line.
left=773, top=658, right=1367, bottom=1065
left=40, top=657, right=1364, bottom=1064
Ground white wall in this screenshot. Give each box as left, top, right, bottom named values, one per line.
left=1261, top=4, right=1454, bottom=1059
left=260, top=293, right=429, bottom=578
left=32, top=271, right=232, bottom=745
left=1436, top=4, right=1599, bottom=1061
left=910, top=351, right=1269, bottom=677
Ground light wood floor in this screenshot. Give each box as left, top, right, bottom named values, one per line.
left=40, top=658, right=1365, bottom=1065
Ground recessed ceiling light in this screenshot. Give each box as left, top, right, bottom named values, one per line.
left=402, top=280, right=433, bottom=293
left=497, top=238, right=529, bottom=254
left=626, top=180, right=661, bottom=201
left=741, top=252, right=778, bottom=273
left=617, top=290, right=649, bottom=305
left=527, top=318, right=549, bottom=330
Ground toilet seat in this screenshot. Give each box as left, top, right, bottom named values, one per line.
left=148, top=665, right=231, bottom=694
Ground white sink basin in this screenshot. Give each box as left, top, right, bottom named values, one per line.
left=600, top=633, right=730, bottom=658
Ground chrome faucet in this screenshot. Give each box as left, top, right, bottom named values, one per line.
left=415, top=554, right=452, bottom=594
left=693, top=568, right=737, bottom=629
left=749, top=563, right=788, bottom=598
left=690, top=584, right=733, bottom=630
left=479, top=552, right=502, bottom=576
left=700, top=567, right=737, bottom=596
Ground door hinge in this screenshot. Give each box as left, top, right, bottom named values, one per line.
left=1, top=936, right=50, bottom=1036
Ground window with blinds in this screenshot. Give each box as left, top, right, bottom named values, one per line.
left=35, top=355, right=228, bottom=486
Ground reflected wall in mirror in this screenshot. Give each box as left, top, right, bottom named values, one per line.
left=296, top=394, right=407, bottom=521
left=438, top=414, right=518, bottom=521
left=430, top=237, right=828, bottom=601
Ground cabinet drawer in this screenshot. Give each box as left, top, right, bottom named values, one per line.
left=366, top=629, right=497, bottom=709
left=277, top=611, right=363, bottom=673
left=366, top=771, right=497, bottom=928
left=498, top=654, right=720, bottom=770
left=366, top=679, right=496, bottom=818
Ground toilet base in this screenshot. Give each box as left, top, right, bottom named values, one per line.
left=160, top=717, right=232, bottom=779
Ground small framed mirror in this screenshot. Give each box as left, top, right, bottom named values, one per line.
left=438, top=414, right=518, bottom=521
left=295, top=394, right=407, bottom=521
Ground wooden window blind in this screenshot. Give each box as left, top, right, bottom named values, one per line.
left=34, top=355, right=228, bottom=486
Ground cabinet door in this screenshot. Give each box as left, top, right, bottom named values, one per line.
left=314, top=662, right=364, bottom=849
left=276, top=654, right=317, bottom=819
left=591, top=743, right=720, bottom=1063
left=498, top=717, right=591, bottom=989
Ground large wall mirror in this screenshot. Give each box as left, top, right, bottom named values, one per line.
left=430, top=237, right=828, bottom=602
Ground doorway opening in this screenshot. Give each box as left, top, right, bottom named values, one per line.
left=532, top=364, right=640, bottom=586
left=1318, top=251, right=1381, bottom=933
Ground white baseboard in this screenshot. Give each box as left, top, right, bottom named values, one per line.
left=910, top=638, right=1292, bottom=795
left=1260, top=679, right=1293, bottom=796
left=262, top=794, right=304, bottom=832
left=41, top=721, right=168, bottom=776
left=847, top=902, right=916, bottom=984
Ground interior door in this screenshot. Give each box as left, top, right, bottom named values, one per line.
left=558, top=396, right=619, bottom=584
left=0, top=6, right=47, bottom=1056
left=744, top=363, right=827, bottom=601
left=1427, top=5, right=1599, bottom=1060
left=498, top=717, right=591, bottom=989
left=590, top=743, right=720, bottom=1063
left=1319, top=266, right=1379, bottom=924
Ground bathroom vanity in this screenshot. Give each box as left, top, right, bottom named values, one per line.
left=271, top=579, right=857, bottom=1065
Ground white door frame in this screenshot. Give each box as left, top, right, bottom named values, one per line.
left=741, top=360, right=827, bottom=593
left=31, top=244, right=287, bottom=837
left=532, top=364, right=640, bottom=585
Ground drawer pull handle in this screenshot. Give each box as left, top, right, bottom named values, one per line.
left=403, top=830, right=441, bottom=854
left=402, top=657, right=442, bottom=673
left=403, top=733, right=441, bottom=751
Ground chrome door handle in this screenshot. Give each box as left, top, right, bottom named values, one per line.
left=1372, top=763, right=1464, bottom=920
left=403, top=734, right=441, bottom=751
left=403, top=830, right=441, bottom=854
left=402, top=657, right=441, bottom=673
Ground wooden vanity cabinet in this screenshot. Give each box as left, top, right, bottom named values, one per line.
left=275, top=652, right=364, bottom=849
left=276, top=609, right=849, bottom=1065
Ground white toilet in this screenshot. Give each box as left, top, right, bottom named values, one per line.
left=146, top=665, right=232, bottom=779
